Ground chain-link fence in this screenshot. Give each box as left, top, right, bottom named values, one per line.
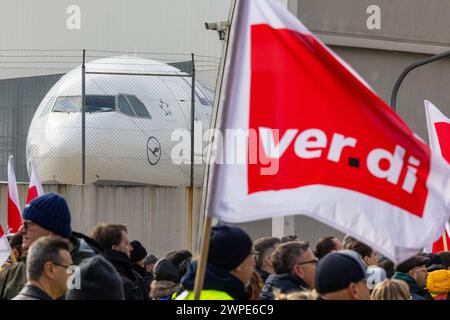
left=0, top=49, right=220, bottom=186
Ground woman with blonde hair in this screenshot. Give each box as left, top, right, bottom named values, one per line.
left=371, top=279, right=411, bottom=300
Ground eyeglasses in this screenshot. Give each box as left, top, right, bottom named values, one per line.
left=296, top=258, right=318, bottom=266
left=52, top=261, right=71, bottom=269
left=22, top=220, right=36, bottom=232
left=250, top=250, right=259, bottom=257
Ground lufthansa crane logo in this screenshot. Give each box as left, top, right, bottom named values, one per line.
left=147, top=137, right=161, bottom=165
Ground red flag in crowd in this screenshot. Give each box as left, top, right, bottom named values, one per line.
left=26, top=159, right=44, bottom=204
left=424, top=100, right=450, bottom=252
left=7, top=155, right=22, bottom=234
left=206, top=0, right=450, bottom=263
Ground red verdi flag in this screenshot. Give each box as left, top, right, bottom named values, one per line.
left=206, top=0, right=450, bottom=263
left=26, top=159, right=45, bottom=204
left=424, top=100, right=450, bottom=253
left=7, top=155, right=22, bottom=234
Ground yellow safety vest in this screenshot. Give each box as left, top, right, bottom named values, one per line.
left=175, top=290, right=234, bottom=300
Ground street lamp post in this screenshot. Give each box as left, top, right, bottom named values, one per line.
left=391, top=50, right=450, bottom=111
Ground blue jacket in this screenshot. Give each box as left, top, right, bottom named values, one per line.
left=260, top=273, right=309, bottom=300
left=392, top=272, right=432, bottom=300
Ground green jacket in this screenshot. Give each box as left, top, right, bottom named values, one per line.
left=0, top=258, right=27, bottom=300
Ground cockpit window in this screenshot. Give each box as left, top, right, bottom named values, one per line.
left=127, top=95, right=151, bottom=118
left=39, top=97, right=56, bottom=117
left=53, top=96, right=81, bottom=113
left=117, top=94, right=151, bottom=119
left=118, top=95, right=135, bottom=116
left=86, top=95, right=115, bottom=112
left=52, top=95, right=115, bottom=113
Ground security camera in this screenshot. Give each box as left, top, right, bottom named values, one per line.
left=205, top=22, right=219, bottom=31
left=204, top=21, right=230, bottom=40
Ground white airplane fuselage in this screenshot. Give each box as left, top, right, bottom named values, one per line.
left=26, top=56, right=213, bottom=186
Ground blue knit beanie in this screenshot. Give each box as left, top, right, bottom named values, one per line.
left=208, top=225, right=253, bottom=271
left=22, top=193, right=72, bottom=238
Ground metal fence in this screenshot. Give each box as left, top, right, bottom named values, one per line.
left=0, top=49, right=220, bottom=187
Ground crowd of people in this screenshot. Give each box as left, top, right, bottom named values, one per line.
left=1, top=192, right=449, bottom=300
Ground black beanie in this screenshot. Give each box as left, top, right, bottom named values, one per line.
left=166, top=250, right=192, bottom=278
left=65, top=255, right=124, bottom=300
left=315, top=250, right=368, bottom=294
left=395, top=255, right=430, bottom=273
left=208, top=225, right=253, bottom=271
left=130, top=240, right=147, bottom=263
left=22, top=193, right=72, bottom=238
left=154, top=258, right=180, bottom=283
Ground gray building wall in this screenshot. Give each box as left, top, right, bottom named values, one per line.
left=0, top=0, right=229, bottom=58
left=0, top=74, right=63, bottom=181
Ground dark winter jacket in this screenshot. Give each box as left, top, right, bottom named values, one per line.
left=260, top=273, right=309, bottom=300
left=179, top=261, right=249, bottom=300
left=144, top=272, right=154, bottom=294
left=0, top=231, right=101, bottom=300
left=104, top=249, right=146, bottom=300
left=12, top=284, right=53, bottom=300
left=257, top=269, right=271, bottom=283
left=131, top=263, right=151, bottom=299
left=131, top=263, right=146, bottom=278
left=392, top=272, right=432, bottom=300
left=70, top=231, right=104, bottom=264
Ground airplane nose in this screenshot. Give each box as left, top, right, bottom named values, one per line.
left=27, top=113, right=85, bottom=184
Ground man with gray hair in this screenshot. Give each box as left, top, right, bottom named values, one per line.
left=13, top=236, right=72, bottom=300
left=260, top=241, right=317, bottom=300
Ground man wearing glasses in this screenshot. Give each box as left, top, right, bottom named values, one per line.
left=260, top=241, right=317, bottom=300
left=392, top=255, right=432, bottom=300
left=13, top=236, right=72, bottom=300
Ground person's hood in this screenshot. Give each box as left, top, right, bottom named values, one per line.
left=181, top=261, right=248, bottom=300
left=150, top=280, right=182, bottom=299
left=70, top=231, right=104, bottom=265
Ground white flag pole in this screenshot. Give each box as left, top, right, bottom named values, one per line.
left=193, top=0, right=239, bottom=300
left=442, top=232, right=449, bottom=252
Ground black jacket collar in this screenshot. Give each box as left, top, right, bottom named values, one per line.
left=257, top=269, right=271, bottom=282
left=131, top=263, right=147, bottom=278
left=14, top=284, right=53, bottom=300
